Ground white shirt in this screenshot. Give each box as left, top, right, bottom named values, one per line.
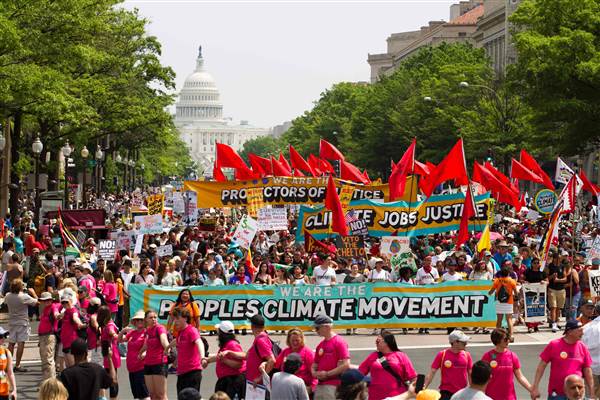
left=368, top=269, right=391, bottom=282
left=161, top=271, right=181, bottom=287
left=583, top=317, right=600, bottom=374
left=416, top=267, right=439, bottom=285
left=121, top=271, right=134, bottom=291
left=442, top=272, right=463, bottom=282
left=313, top=266, right=336, bottom=286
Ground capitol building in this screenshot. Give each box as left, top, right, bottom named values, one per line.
left=175, top=46, right=270, bottom=176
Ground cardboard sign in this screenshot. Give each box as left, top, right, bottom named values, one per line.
left=380, top=236, right=410, bottom=256
left=231, top=215, right=258, bottom=249
left=134, top=214, right=163, bottom=235
left=183, top=191, right=198, bottom=225
left=157, top=244, right=173, bottom=257
left=335, top=236, right=366, bottom=258
left=246, top=187, right=264, bottom=218
left=523, top=282, right=547, bottom=323
left=257, top=208, right=288, bottom=231
left=97, top=239, right=117, bottom=261
left=147, top=194, right=164, bottom=216
left=75, top=230, right=87, bottom=247
left=589, top=270, right=600, bottom=298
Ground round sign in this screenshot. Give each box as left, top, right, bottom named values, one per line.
left=534, top=189, right=558, bottom=215
left=490, top=360, right=498, bottom=368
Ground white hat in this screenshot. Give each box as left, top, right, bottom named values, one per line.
left=60, top=294, right=72, bottom=303
left=149, top=244, right=157, bottom=249
left=0, top=327, right=8, bottom=338
left=215, top=321, right=235, bottom=334
left=448, top=329, right=470, bottom=343
left=39, top=292, right=53, bottom=301
left=131, top=310, right=145, bottom=320
left=89, top=297, right=101, bottom=307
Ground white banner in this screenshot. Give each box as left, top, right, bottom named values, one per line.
left=555, top=157, right=574, bottom=185
left=157, top=244, right=173, bottom=257
left=183, top=191, right=198, bottom=225
left=380, top=236, right=410, bottom=256
left=523, top=282, right=547, bottom=323
left=257, top=208, right=288, bottom=231
left=134, top=234, right=144, bottom=255
left=134, top=214, right=163, bottom=234
left=172, top=192, right=185, bottom=215
left=232, top=215, right=258, bottom=249
left=589, top=270, right=600, bottom=298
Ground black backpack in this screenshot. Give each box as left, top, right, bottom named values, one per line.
left=497, top=284, right=510, bottom=303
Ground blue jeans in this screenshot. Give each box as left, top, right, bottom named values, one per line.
left=565, top=291, right=581, bottom=321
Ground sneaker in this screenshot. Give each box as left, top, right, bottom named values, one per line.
left=168, top=366, right=177, bottom=374
left=372, top=328, right=378, bottom=335
left=552, top=323, right=558, bottom=333
left=346, top=329, right=352, bottom=335
left=534, top=326, right=539, bottom=332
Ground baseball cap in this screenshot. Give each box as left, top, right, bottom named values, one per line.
left=215, top=255, right=223, bottom=264
left=0, top=327, right=9, bottom=339
left=484, top=251, right=492, bottom=256
left=60, top=294, right=72, bottom=303
left=131, top=310, right=145, bottom=321
left=215, top=321, right=235, bottom=334
left=340, top=369, right=370, bottom=386
left=284, top=352, right=303, bottom=369
left=249, top=314, right=265, bottom=327
left=564, top=320, right=583, bottom=334
left=583, top=299, right=594, bottom=308
left=313, top=314, right=333, bottom=327
left=89, top=297, right=101, bottom=307
left=149, top=244, right=157, bottom=249
left=448, top=329, right=470, bottom=343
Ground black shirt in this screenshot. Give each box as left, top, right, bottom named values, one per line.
left=524, top=269, right=547, bottom=283
left=60, top=362, right=111, bottom=400
left=548, top=264, right=565, bottom=290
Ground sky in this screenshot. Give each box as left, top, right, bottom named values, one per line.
left=123, top=0, right=456, bottom=129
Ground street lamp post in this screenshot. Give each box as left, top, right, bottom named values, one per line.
left=123, top=157, right=128, bottom=192
left=62, top=141, right=72, bottom=209
left=32, top=135, right=43, bottom=225
left=80, top=146, right=89, bottom=208
left=115, top=153, right=122, bottom=192
left=129, top=159, right=135, bottom=190
left=140, top=163, right=145, bottom=188
left=95, top=145, right=103, bottom=195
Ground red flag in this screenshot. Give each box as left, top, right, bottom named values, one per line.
left=234, top=167, right=259, bottom=180
left=319, top=139, right=345, bottom=161
left=213, top=161, right=227, bottom=182
left=473, top=162, right=521, bottom=209
left=305, top=231, right=336, bottom=254
left=324, top=175, right=348, bottom=236
left=414, top=160, right=431, bottom=176
left=293, top=169, right=305, bottom=177
left=216, top=143, right=250, bottom=170
left=248, top=153, right=271, bottom=177
left=389, top=139, right=416, bottom=200
left=362, top=170, right=371, bottom=184
left=484, top=162, right=518, bottom=192
left=289, top=145, right=315, bottom=176
left=520, top=149, right=555, bottom=190
left=308, top=154, right=323, bottom=176
left=456, top=183, right=476, bottom=247
left=271, top=156, right=291, bottom=176
left=421, top=139, right=467, bottom=197
left=579, top=169, right=598, bottom=195
left=340, top=161, right=369, bottom=184
left=279, top=153, right=291, bottom=172
left=511, top=158, right=544, bottom=185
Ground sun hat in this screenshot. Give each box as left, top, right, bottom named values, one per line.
left=448, top=329, right=470, bottom=343
left=131, top=310, right=145, bottom=321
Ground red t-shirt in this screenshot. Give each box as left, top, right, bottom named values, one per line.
left=176, top=324, right=202, bottom=375
left=359, top=351, right=417, bottom=400
left=60, top=307, right=80, bottom=349
left=482, top=349, right=520, bottom=400
left=540, top=338, right=592, bottom=395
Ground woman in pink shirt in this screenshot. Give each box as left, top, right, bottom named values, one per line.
left=481, top=328, right=532, bottom=400
left=102, top=270, right=119, bottom=319
left=275, top=329, right=317, bottom=396
left=119, top=310, right=149, bottom=400
left=99, top=305, right=120, bottom=400
left=170, top=307, right=204, bottom=394
left=139, top=310, right=170, bottom=400
left=59, top=293, right=86, bottom=367
left=203, top=321, right=246, bottom=400
left=358, top=330, right=417, bottom=400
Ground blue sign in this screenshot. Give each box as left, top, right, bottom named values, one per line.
left=534, top=189, right=557, bottom=214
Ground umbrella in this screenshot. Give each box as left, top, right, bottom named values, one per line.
left=474, top=231, right=504, bottom=241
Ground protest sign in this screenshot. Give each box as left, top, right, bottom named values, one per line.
left=97, top=239, right=117, bottom=261
left=380, top=236, right=410, bottom=256
left=534, top=189, right=557, bottom=215
left=134, top=234, right=144, bottom=255
left=339, top=185, right=354, bottom=211
left=231, top=215, right=258, bottom=249
left=146, top=194, right=164, bottom=216
left=157, top=244, right=173, bottom=257
left=589, top=270, right=600, bottom=298
left=183, top=191, right=198, bottom=225
left=246, top=187, right=264, bottom=218
left=183, top=176, right=415, bottom=208
left=346, top=209, right=368, bottom=236
left=555, top=157, right=574, bottom=185
left=172, top=192, right=185, bottom=215
left=335, top=236, right=365, bottom=258
left=257, top=208, right=288, bottom=231
left=131, top=259, right=140, bottom=274
left=75, top=230, right=86, bottom=247
left=587, top=237, right=600, bottom=264
left=297, top=192, right=492, bottom=241
left=523, top=282, right=547, bottom=323
left=110, top=230, right=136, bottom=251
left=129, top=281, right=496, bottom=329
left=134, top=214, right=163, bottom=235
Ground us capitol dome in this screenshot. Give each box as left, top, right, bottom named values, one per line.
left=175, top=46, right=270, bottom=176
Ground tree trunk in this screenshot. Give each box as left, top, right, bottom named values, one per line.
left=8, top=111, right=22, bottom=216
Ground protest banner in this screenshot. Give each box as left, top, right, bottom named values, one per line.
left=346, top=209, right=368, bottom=236
left=97, top=239, right=117, bottom=261
left=183, top=176, right=416, bottom=208
left=380, top=236, right=410, bottom=256
left=257, top=208, right=288, bottom=231
left=231, top=214, right=258, bottom=248
left=129, top=281, right=496, bottom=329
left=296, top=192, right=492, bottom=241
left=523, top=282, right=547, bottom=323
left=589, top=270, right=600, bottom=298
left=134, top=234, right=144, bottom=255
left=110, top=230, right=136, bottom=251
left=157, top=244, right=173, bottom=257
left=172, top=192, right=185, bottom=214
left=183, top=191, right=198, bottom=225
left=304, top=232, right=336, bottom=254
left=146, top=194, right=164, bottom=216
left=335, top=236, right=366, bottom=258
left=246, top=187, right=264, bottom=218
left=134, top=214, right=163, bottom=235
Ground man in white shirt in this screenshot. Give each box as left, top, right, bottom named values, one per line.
left=582, top=303, right=600, bottom=399
left=416, top=256, right=439, bottom=285
left=442, top=260, right=463, bottom=282
left=312, top=257, right=337, bottom=286
left=368, top=259, right=392, bottom=282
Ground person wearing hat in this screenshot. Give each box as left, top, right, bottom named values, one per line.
left=75, top=263, right=97, bottom=299
left=203, top=321, right=246, bottom=400
left=368, top=259, right=392, bottom=283
left=271, top=352, right=310, bottom=400
left=335, top=369, right=369, bottom=400
left=311, top=314, right=350, bottom=400
left=492, top=241, right=513, bottom=273
left=38, top=291, right=60, bottom=379
left=59, top=292, right=87, bottom=368
left=0, top=326, right=17, bottom=400
left=583, top=302, right=600, bottom=399
left=578, top=300, right=596, bottom=326
left=531, top=320, right=594, bottom=400
left=424, top=330, right=473, bottom=400
left=118, top=310, right=149, bottom=400
left=245, top=314, right=276, bottom=387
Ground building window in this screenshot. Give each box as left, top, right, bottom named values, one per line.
left=458, top=32, right=466, bottom=37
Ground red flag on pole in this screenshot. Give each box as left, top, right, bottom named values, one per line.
left=248, top=153, right=271, bottom=177
left=279, top=153, right=292, bottom=172
left=473, top=162, right=521, bottom=210
left=579, top=169, right=599, bottom=195
left=511, top=158, right=544, bottom=185
left=319, top=139, right=345, bottom=161
left=324, top=175, right=348, bottom=236
left=362, top=170, right=371, bottom=184
left=520, top=149, right=555, bottom=190
left=289, top=145, right=315, bottom=176
left=421, top=139, right=467, bottom=197
left=213, top=161, right=227, bottom=182
left=340, top=161, right=369, bottom=184
left=271, top=156, right=291, bottom=176
left=216, top=143, right=250, bottom=170
left=456, top=183, right=476, bottom=247
left=389, top=139, right=416, bottom=200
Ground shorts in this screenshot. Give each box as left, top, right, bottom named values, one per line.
left=215, top=374, right=246, bottom=399
left=129, top=370, right=149, bottom=399
left=144, top=363, right=168, bottom=377
left=8, top=325, right=30, bottom=343
left=548, top=289, right=566, bottom=309
left=314, top=384, right=337, bottom=400
left=177, top=369, right=202, bottom=394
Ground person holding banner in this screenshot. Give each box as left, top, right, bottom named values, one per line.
left=139, top=310, right=170, bottom=400
left=166, top=289, right=201, bottom=335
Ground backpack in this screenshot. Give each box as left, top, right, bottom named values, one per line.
left=33, top=273, right=49, bottom=296
left=497, top=283, right=510, bottom=303
left=74, top=305, right=90, bottom=340
left=254, top=336, right=282, bottom=360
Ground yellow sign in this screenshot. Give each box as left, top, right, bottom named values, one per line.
left=146, top=194, right=164, bottom=216
left=183, top=176, right=416, bottom=208
left=246, top=187, right=263, bottom=218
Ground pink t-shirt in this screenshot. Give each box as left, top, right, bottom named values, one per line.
left=60, top=306, right=80, bottom=349
left=275, top=346, right=317, bottom=389
left=144, top=324, right=168, bottom=366
left=79, top=297, right=90, bottom=311
left=38, top=303, right=60, bottom=335
left=216, top=340, right=246, bottom=378
left=126, top=329, right=146, bottom=372
left=540, top=338, right=592, bottom=396
left=246, top=332, right=274, bottom=383
left=359, top=351, right=417, bottom=400
left=101, top=320, right=121, bottom=370
left=314, top=334, right=350, bottom=386
left=176, top=324, right=203, bottom=375
left=482, top=349, right=521, bottom=400
left=102, top=282, right=118, bottom=313
left=87, top=314, right=98, bottom=350
left=80, top=276, right=96, bottom=297
left=431, top=349, right=473, bottom=394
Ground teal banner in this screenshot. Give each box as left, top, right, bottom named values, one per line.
left=129, top=281, right=496, bottom=330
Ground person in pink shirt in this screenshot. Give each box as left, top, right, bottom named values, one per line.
left=102, top=270, right=119, bottom=319
left=245, top=314, right=275, bottom=386
left=139, top=309, right=170, bottom=400
left=203, top=320, right=247, bottom=400
left=59, top=292, right=86, bottom=368
left=38, top=292, right=60, bottom=379
left=531, top=320, right=594, bottom=399
left=311, top=314, right=350, bottom=400
left=99, top=305, right=120, bottom=400
left=481, top=328, right=532, bottom=400
left=118, top=310, right=149, bottom=400
left=76, top=264, right=96, bottom=298
left=423, top=329, right=473, bottom=400
left=170, top=307, right=204, bottom=394
left=358, top=330, right=417, bottom=400
left=275, top=329, right=317, bottom=396
left=77, top=286, right=90, bottom=311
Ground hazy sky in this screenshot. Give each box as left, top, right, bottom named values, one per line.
left=123, top=0, right=455, bottom=128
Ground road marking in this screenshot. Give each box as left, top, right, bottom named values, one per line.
left=349, top=341, right=546, bottom=352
